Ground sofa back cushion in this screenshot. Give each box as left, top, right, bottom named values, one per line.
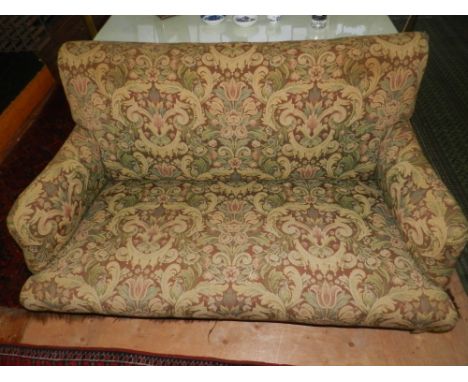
left=58, top=32, right=428, bottom=181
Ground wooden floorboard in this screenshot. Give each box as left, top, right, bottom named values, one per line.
left=0, top=274, right=467, bottom=365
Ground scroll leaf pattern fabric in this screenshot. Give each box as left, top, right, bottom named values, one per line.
left=7, top=125, right=108, bottom=273
left=19, top=179, right=458, bottom=331
left=377, top=121, right=468, bottom=287
left=57, top=33, right=428, bottom=182
left=7, top=32, right=467, bottom=331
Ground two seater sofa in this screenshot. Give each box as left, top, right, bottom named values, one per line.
left=8, top=32, right=468, bottom=331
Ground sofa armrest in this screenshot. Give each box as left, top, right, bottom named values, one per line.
left=376, top=120, right=468, bottom=287
left=7, top=125, right=109, bottom=274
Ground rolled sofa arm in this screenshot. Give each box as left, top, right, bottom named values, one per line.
left=377, top=120, right=468, bottom=287
left=7, top=125, right=108, bottom=274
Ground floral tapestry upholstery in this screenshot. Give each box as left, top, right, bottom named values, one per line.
left=18, top=179, right=458, bottom=330
left=7, top=125, right=109, bottom=274
left=57, top=33, right=428, bottom=182
left=377, top=120, right=468, bottom=287
left=7, top=32, right=468, bottom=331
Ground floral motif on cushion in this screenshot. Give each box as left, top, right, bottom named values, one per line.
left=7, top=125, right=108, bottom=273
left=57, top=33, right=428, bottom=182
left=19, top=179, right=457, bottom=331
left=377, top=121, right=468, bottom=287
left=8, top=33, right=467, bottom=332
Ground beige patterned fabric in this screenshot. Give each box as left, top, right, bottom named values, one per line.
left=18, top=179, right=458, bottom=330
left=56, top=33, right=428, bottom=182
left=377, top=120, right=468, bottom=287
left=7, top=32, right=468, bottom=331
left=7, top=125, right=108, bottom=274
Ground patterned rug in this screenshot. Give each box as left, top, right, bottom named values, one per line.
left=0, top=343, right=275, bottom=365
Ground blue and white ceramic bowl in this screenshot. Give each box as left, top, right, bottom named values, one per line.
left=232, top=15, right=258, bottom=27
left=200, top=15, right=225, bottom=25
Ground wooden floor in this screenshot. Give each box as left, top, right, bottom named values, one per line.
left=1, top=274, right=467, bottom=365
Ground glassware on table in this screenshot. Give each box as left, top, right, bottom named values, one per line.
left=232, top=15, right=258, bottom=27
left=267, top=15, right=281, bottom=23
left=311, top=15, right=328, bottom=29
left=200, top=15, right=225, bottom=25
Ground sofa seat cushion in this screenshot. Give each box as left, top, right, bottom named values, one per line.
left=20, top=179, right=457, bottom=331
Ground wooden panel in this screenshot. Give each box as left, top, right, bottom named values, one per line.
left=0, top=66, right=55, bottom=163
left=0, top=307, right=30, bottom=343
left=0, top=275, right=466, bottom=365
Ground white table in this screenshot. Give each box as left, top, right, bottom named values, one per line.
left=95, top=15, right=397, bottom=43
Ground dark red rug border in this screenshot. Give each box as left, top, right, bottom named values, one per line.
left=0, top=342, right=285, bottom=366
